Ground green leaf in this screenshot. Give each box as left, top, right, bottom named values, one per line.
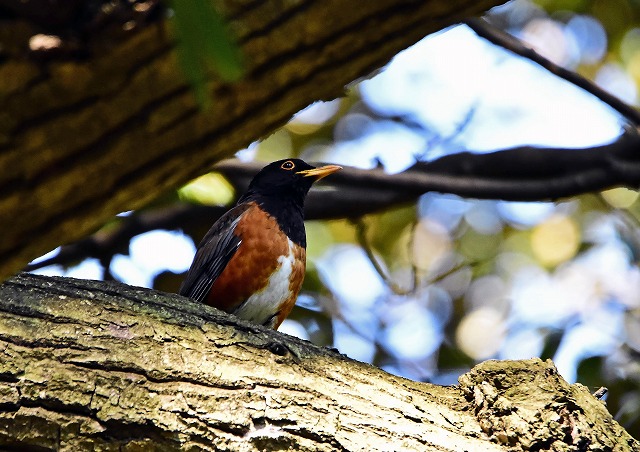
left=169, top=0, right=244, bottom=106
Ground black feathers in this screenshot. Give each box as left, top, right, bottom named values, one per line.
left=237, top=159, right=318, bottom=247
left=178, top=204, right=248, bottom=302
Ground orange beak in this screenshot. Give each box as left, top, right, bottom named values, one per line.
left=297, top=164, right=342, bottom=181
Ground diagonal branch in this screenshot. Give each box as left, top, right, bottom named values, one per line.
left=354, top=218, right=410, bottom=295
left=465, top=17, right=640, bottom=127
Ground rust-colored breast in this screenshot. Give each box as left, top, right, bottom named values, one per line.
left=206, top=203, right=305, bottom=328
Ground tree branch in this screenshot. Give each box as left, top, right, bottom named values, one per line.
left=0, top=273, right=636, bottom=450
left=28, top=131, right=640, bottom=274
left=465, top=17, right=640, bottom=127
left=220, top=131, right=640, bottom=212
left=23, top=204, right=227, bottom=272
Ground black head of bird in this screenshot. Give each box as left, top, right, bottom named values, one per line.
left=240, top=158, right=342, bottom=204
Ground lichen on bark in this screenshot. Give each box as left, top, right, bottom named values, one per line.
left=0, top=274, right=636, bottom=451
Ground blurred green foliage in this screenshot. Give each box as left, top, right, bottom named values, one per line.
left=169, top=0, right=244, bottom=106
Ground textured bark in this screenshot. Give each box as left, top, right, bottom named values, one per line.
left=0, top=0, right=507, bottom=281
left=0, top=273, right=637, bottom=451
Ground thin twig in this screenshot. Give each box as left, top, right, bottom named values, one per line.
left=421, top=103, right=478, bottom=160
left=354, top=219, right=412, bottom=295
left=407, top=219, right=420, bottom=292
left=465, top=17, right=640, bottom=127
left=355, top=218, right=474, bottom=294
left=425, top=260, right=473, bottom=286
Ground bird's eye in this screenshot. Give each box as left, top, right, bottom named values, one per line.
left=281, top=160, right=295, bottom=170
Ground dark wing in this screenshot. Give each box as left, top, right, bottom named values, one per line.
left=178, top=203, right=251, bottom=303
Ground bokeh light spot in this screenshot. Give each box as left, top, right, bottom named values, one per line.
left=29, top=247, right=61, bottom=265
left=279, top=319, right=310, bottom=340
left=500, top=328, right=545, bottom=360
left=498, top=201, right=556, bottom=227
left=316, top=244, right=385, bottom=310
left=305, top=221, right=333, bottom=259
left=455, top=308, right=506, bottom=360
left=382, top=307, right=441, bottom=360
left=531, top=214, right=580, bottom=266
left=595, top=63, right=637, bottom=105
left=111, top=230, right=196, bottom=288
left=130, top=230, right=196, bottom=274
left=565, top=15, right=607, bottom=64
left=601, top=187, right=639, bottom=208
left=521, top=18, right=570, bottom=65
left=256, top=129, right=293, bottom=162
left=179, top=173, right=235, bottom=206
left=412, top=218, right=452, bottom=272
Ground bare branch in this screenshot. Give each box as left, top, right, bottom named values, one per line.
left=24, top=205, right=226, bottom=272
left=465, top=17, right=640, bottom=127
left=219, top=132, right=640, bottom=210
left=30, top=132, right=640, bottom=273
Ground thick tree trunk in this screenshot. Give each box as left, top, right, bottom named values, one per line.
left=0, top=274, right=636, bottom=451
left=0, top=0, right=507, bottom=281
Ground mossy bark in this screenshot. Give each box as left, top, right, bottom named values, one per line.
left=0, top=274, right=636, bottom=451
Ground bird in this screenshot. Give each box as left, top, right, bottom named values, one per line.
left=179, top=158, right=342, bottom=330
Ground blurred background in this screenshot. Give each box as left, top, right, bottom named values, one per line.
left=28, top=0, right=640, bottom=436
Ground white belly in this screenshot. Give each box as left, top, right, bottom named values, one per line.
left=233, top=239, right=295, bottom=326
